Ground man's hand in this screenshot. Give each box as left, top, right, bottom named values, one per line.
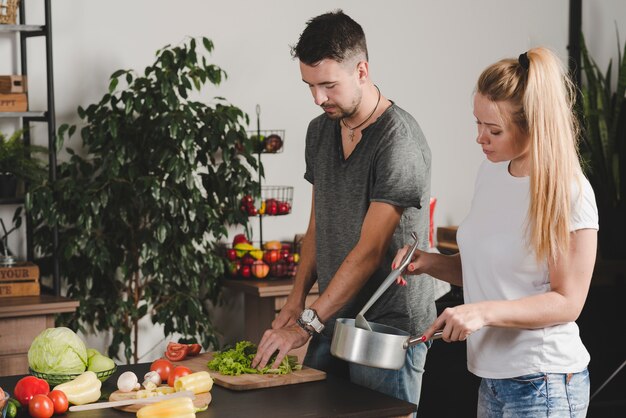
left=272, top=302, right=301, bottom=329
left=251, top=325, right=310, bottom=369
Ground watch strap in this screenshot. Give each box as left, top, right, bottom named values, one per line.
left=296, top=317, right=314, bottom=336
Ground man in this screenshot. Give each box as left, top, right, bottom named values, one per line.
left=252, top=9, right=436, bottom=409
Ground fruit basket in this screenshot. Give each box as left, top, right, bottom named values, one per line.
left=246, top=129, right=285, bottom=154
left=240, top=186, right=293, bottom=217
left=222, top=239, right=299, bottom=280
left=29, top=365, right=117, bottom=386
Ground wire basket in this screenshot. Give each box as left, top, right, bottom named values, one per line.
left=29, top=365, right=117, bottom=386
left=240, top=186, right=293, bottom=217
left=246, top=129, right=285, bottom=154
left=0, top=0, right=20, bottom=25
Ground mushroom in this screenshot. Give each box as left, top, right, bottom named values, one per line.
left=117, top=371, right=140, bottom=392
left=143, top=371, right=162, bottom=388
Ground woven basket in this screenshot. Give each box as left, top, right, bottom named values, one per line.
left=0, top=0, right=20, bottom=24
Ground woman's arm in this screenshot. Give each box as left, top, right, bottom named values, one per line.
left=423, top=228, right=597, bottom=341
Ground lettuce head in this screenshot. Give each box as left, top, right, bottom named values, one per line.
left=28, top=327, right=88, bottom=374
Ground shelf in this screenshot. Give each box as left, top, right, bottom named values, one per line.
left=0, top=24, right=44, bottom=34
left=0, top=196, right=24, bottom=205
left=0, top=111, right=47, bottom=119
left=0, top=0, right=60, bottom=295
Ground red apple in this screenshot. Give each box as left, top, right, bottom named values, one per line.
left=251, top=260, right=270, bottom=279
left=263, top=249, right=280, bottom=264
left=278, top=202, right=290, bottom=215
left=241, top=195, right=254, bottom=206
left=247, top=205, right=258, bottom=216
left=270, top=260, right=287, bottom=278
left=240, top=264, right=252, bottom=278
left=265, top=199, right=278, bottom=216
left=232, top=234, right=249, bottom=247
left=226, top=248, right=237, bottom=261
left=241, top=254, right=255, bottom=265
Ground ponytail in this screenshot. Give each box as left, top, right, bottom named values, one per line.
left=477, top=47, right=582, bottom=263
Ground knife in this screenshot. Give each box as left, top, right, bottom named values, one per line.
left=68, top=390, right=196, bottom=412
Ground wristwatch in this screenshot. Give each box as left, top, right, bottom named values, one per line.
left=297, top=308, right=325, bottom=335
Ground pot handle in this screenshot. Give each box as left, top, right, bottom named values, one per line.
left=404, top=331, right=444, bottom=349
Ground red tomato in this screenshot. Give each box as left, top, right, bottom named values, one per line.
left=47, top=390, right=69, bottom=414
left=28, top=394, right=54, bottom=418
left=167, top=366, right=192, bottom=387
left=165, top=342, right=189, bottom=362
left=150, top=358, right=174, bottom=383
left=187, top=343, right=201, bottom=356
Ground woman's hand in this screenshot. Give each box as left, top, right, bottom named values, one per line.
left=423, top=303, right=487, bottom=342
left=392, top=245, right=426, bottom=285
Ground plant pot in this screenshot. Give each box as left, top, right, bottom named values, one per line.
left=0, top=173, right=18, bottom=198
left=597, top=203, right=626, bottom=260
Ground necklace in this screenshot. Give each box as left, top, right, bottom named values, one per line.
left=341, top=85, right=381, bottom=142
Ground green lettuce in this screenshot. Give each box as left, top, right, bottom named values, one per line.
left=28, top=327, right=88, bottom=374
left=207, top=340, right=301, bottom=376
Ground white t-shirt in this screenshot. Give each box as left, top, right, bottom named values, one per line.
left=457, top=160, right=599, bottom=379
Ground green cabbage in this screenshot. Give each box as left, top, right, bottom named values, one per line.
left=28, top=327, right=88, bottom=374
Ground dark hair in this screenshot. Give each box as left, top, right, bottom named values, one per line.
left=291, top=9, right=368, bottom=65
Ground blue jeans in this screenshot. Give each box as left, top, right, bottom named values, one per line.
left=304, top=333, right=428, bottom=417
left=477, top=369, right=590, bottom=417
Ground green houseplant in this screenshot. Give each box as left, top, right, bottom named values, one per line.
left=26, top=37, right=261, bottom=363
left=0, top=129, right=47, bottom=198
left=578, top=34, right=626, bottom=260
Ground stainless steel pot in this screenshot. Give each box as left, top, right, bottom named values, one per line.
left=331, top=318, right=442, bottom=370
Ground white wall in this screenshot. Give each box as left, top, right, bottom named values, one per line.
left=1, top=0, right=625, bottom=362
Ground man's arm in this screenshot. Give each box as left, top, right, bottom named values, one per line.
left=272, top=189, right=318, bottom=329
left=252, top=200, right=403, bottom=369
left=308, top=201, right=402, bottom=323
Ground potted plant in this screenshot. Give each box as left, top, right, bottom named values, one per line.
left=26, top=37, right=261, bottom=363
left=0, top=129, right=47, bottom=198
left=578, top=34, right=626, bottom=260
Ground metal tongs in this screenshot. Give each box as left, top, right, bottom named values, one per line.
left=355, top=232, right=420, bottom=331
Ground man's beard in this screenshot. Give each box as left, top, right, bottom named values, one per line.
left=322, top=93, right=361, bottom=120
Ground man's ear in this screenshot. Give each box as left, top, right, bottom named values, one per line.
left=356, top=60, right=369, bottom=83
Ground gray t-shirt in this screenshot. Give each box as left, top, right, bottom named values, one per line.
left=304, top=103, right=436, bottom=337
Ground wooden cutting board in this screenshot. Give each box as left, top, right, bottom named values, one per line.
left=108, top=389, right=211, bottom=413
left=171, top=351, right=326, bottom=391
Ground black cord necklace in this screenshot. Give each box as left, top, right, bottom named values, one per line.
left=341, top=85, right=381, bottom=142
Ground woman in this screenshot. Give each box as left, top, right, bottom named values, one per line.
left=394, top=47, right=598, bottom=417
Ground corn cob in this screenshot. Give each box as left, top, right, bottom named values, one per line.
left=136, top=397, right=196, bottom=418
left=174, top=371, right=213, bottom=394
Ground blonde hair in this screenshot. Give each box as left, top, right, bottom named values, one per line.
left=476, top=47, right=582, bottom=263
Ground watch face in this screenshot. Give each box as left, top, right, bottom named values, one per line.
left=302, top=309, right=314, bottom=322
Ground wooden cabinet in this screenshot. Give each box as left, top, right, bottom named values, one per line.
left=0, top=295, right=78, bottom=376
left=223, top=278, right=318, bottom=362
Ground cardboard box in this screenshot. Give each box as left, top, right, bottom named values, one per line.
left=0, top=93, right=28, bottom=112
left=0, top=75, right=28, bottom=94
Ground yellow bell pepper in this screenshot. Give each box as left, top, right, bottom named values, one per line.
left=53, top=371, right=102, bottom=405
left=136, top=397, right=196, bottom=418
left=174, top=371, right=213, bottom=394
